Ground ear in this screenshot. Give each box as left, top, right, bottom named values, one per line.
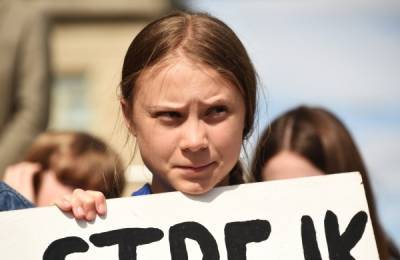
left=120, top=99, right=136, bottom=136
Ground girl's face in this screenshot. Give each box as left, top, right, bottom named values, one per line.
left=125, top=57, right=246, bottom=195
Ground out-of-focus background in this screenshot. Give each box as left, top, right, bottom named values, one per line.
left=1, top=0, right=398, bottom=246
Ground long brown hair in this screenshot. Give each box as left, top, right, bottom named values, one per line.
left=120, top=11, right=258, bottom=184
left=252, top=105, right=395, bottom=259
left=25, top=131, right=125, bottom=199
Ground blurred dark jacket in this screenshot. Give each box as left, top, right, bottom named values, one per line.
left=0, top=0, right=50, bottom=178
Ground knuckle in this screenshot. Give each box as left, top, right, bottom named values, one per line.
left=94, top=192, right=105, bottom=201
left=73, top=188, right=84, bottom=195
left=82, top=197, right=95, bottom=208
left=70, top=196, right=81, bottom=206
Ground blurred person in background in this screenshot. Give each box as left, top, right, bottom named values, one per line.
left=251, top=105, right=400, bottom=260
left=0, top=131, right=125, bottom=210
left=0, top=0, right=50, bottom=178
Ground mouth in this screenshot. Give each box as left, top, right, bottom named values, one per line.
left=175, top=162, right=216, bottom=173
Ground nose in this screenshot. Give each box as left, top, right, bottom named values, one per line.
left=179, top=118, right=209, bottom=152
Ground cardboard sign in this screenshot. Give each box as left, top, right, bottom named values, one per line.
left=0, top=172, right=379, bottom=259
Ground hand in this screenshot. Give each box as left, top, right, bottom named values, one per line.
left=55, top=189, right=107, bottom=221
left=3, top=162, right=41, bottom=202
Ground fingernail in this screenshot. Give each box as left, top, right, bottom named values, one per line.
left=98, top=204, right=105, bottom=215
left=87, top=212, right=96, bottom=221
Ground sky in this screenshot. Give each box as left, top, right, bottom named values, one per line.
left=187, top=0, right=400, bottom=247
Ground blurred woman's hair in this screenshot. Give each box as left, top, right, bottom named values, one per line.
left=252, top=105, right=398, bottom=260
left=24, top=131, right=125, bottom=199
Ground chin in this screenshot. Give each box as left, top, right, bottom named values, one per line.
left=177, top=182, right=214, bottom=196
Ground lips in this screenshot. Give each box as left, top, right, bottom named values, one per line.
left=175, top=161, right=216, bottom=172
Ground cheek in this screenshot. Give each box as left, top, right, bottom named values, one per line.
left=209, top=118, right=244, bottom=162
left=135, top=121, right=179, bottom=162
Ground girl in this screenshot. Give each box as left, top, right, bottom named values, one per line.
left=55, top=11, right=258, bottom=221
left=251, top=105, right=400, bottom=260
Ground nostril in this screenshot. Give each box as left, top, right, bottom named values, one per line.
left=180, top=137, right=209, bottom=152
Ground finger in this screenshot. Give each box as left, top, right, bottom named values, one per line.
left=87, top=190, right=107, bottom=216
left=18, top=162, right=41, bottom=176
left=4, top=165, right=24, bottom=190
left=26, top=162, right=42, bottom=173
left=6, top=163, right=36, bottom=201
left=3, top=165, right=17, bottom=183
left=54, top=195, right=73, bottom=212
left=74, top=189, right=100, bottom=221
left=70, top=189, right=88, bottom=220
left=6, top=163, right=33, bottom=182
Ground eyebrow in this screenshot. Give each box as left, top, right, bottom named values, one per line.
left=144, top=97, right=232, bottom=111
left=201, top=96, right=232, bottom=105
left=145, top=104, right=187, bottom=112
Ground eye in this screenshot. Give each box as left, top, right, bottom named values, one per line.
left=154, top=111, right=182, bottom=124
left=206, top=105, right=228, bottom=119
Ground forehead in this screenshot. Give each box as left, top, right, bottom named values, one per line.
left=134, top=57, right=242, bottom=104
left=262, top=151, right=323, bottom=179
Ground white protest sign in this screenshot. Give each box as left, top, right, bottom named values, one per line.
left=0, top=172, right=379, bottom=259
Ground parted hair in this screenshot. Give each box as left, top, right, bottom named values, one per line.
left=120, top=11, right=258, bottom=184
